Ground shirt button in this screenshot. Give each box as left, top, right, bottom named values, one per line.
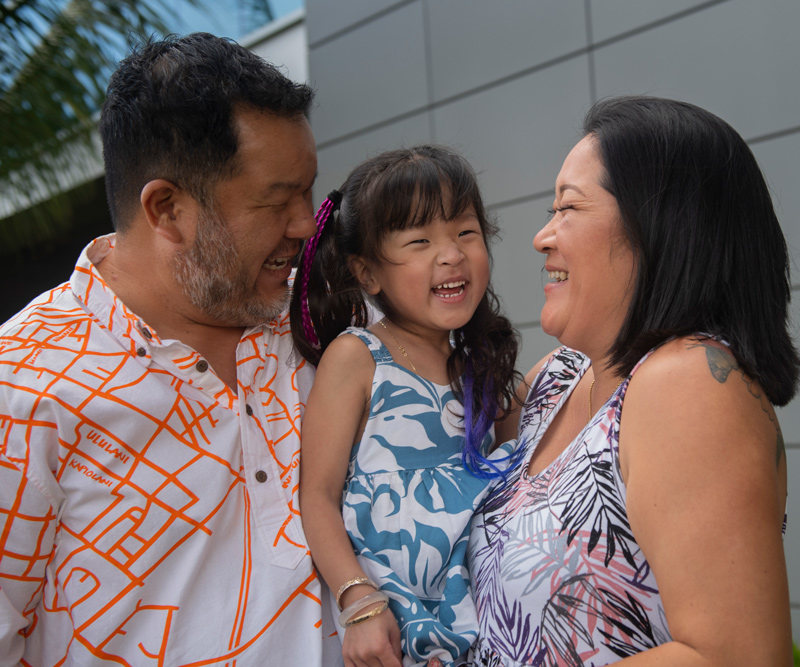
left=141, top=328, right=152, bottom=339
left=255, top=470, right=268, bottom=483
left=136, top=347, right=147, bottom=357
left=245, top=404, right=253, bottom=416
left=195, top=360, right=209, bottom=372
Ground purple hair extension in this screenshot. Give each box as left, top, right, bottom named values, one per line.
left=461, top=358, right=524, bottom=480
left=300, top=190, right=342, bottom=349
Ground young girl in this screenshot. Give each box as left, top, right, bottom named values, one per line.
left=290, top=146, right=521, bottom=667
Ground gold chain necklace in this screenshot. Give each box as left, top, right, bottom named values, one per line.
left=378, top=320, right=418, bottom=373
left=588, top=377, right=625, bottom=422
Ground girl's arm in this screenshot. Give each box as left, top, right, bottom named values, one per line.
left=616, top=337, right=792, bottom=666
left=300, top=334, right=403, bottom=667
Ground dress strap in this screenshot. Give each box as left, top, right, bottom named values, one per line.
left=340, top=327, right=394, bottom=364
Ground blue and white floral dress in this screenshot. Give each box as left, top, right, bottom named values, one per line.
left=338, top=327, right=513, bottom=667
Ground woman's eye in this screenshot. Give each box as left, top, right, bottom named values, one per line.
left=548, top=204, right=574, bottom=216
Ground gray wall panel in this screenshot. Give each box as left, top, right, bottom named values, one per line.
left=305, top=0, right=403, bottom=45
left=787, top=448, right=800, bottom=603
left=490, top=198, right=550, bottom=326
left=592, top=0, right=800, bottom=141
left=751, top=133, right=800, bottom=280
left=794, top=608, right=800, bottom=649
left=776, top=288, right=800, bottom=447
left=315, top=112, right=432, bottom=200
left=589, top=0, right=716, bottom=43
left=517, top=325, right=559, bottom=377
left=427, top=0, right=586, bottom=102
left=433, top=57, right=591, bottom=207
left=308, top=2, right=428, bottom=144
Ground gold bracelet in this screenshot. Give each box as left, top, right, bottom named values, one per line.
left=338, top=591, right=389, bottom=627
left=344, top=598, right=389, bottom=627
left=335, top=576, right=378, bottom=611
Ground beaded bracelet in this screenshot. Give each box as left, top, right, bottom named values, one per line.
left=336, top=576, right=378, bottom=611
left=338, top=590, right=390, bottom=627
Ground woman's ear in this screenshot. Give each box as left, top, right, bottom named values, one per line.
left=348, top=256, right=381, bottom=295
left=140, top=179, right=197, bottom=245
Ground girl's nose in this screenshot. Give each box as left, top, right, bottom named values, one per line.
left=437, top=240, right=465, bottom=265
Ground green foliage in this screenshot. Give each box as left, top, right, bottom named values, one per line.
left=0, top=0, right=200, bottom=254
left=794, top=641, right=800, bottom=667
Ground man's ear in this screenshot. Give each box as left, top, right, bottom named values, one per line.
left=348, top=255, right=381, bottom=295
left=140, top=179, right=196, bottom=245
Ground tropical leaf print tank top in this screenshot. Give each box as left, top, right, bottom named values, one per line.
left=467, top=347, right=672, bottom=667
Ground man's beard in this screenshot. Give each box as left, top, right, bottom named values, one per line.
left=171, top=207, right=289, bottom=327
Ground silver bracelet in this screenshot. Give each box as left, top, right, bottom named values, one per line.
left=338, top=590, right=390, bottom=627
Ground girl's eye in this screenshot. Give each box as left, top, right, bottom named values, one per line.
left=458, top=229, right=478, bottom=237
left=409, top=238, right=429, bottom=245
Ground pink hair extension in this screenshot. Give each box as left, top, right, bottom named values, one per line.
left=300, top=192, right=341, bottom=349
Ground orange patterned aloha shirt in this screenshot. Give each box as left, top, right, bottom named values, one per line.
left=0, top=235, right=341, bottom=666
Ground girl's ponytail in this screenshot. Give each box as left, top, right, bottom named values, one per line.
left=290, top=190, right=369, bottom=365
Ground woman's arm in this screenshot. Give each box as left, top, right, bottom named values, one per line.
left=617, top=337, right=791, bottom=666
left=299, top=334, right=403, bottom=667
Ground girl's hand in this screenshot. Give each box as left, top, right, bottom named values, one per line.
left=342, top=606, right=402, bottom=667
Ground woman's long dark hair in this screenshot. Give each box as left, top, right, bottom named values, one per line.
left=290, top=145, right=522, bottom=475
left=586, top=96, right=799, bottom=406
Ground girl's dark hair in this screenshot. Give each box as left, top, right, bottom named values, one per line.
left=585, top=96, right=799, bottom=406
left=290, top=145, right=522, bottom=474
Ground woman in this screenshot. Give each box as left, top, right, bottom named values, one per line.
left=467, top=96, right=798, bottom=666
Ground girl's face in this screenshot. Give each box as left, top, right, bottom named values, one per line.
left=533, top=135, right=635, bottom=359
left=357, top=206, right=490, bottom=338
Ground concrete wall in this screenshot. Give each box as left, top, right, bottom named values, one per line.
left=304, top=0, right=800, bottom=643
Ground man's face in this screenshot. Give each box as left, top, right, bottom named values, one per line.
left=172, top=109, right=317, bottom=327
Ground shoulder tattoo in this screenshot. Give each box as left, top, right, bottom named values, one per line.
left=687, top=338, right=785, bottom=467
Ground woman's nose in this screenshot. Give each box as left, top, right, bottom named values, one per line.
left=533, top=217, right=556, bottom=254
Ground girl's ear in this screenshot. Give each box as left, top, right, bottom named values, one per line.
left=348, top=256, right=381, bottom=295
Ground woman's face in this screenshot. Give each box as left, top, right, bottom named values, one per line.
left=533, top=135, right=635, bottom=359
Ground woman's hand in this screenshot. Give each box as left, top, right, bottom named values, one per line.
left=341, top=605, right=402, bottom=667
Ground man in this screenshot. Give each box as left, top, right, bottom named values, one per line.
left=0, top=33, right=342, bottom=665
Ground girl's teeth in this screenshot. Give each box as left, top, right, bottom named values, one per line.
left=432, top=281, right=465, bottom=298
left=548, top=270, right=568, bottom=282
